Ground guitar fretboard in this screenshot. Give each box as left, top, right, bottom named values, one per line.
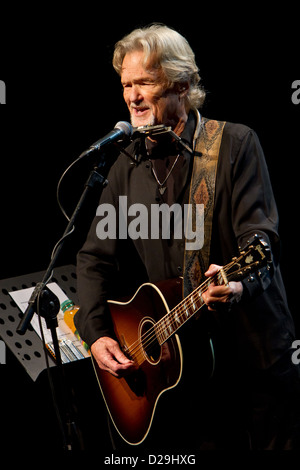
left=154, top=269, right=228, bottom=345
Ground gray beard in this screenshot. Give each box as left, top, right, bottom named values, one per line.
left=130, top=112, right=155, bottom=128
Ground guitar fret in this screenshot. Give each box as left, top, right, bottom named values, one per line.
left=184, top=303, right=189, bottom=318
left=174, top=311, right=181, bottom=325
left=197, top=290, right=204, bottom=305
left=157, top=286, right=206, bottom=346
left=153, top=325, right=161, bottom=345
left=165, top=317, right=173, bottom=335
left=160, top=327, right=168, bottom=342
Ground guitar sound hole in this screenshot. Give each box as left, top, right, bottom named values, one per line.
left=140, top=318, right=161, bottom=364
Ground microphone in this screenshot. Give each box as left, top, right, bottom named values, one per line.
left=132, top=124, right=169, bottom=136
left=89, top=121, right=133, bottom=151
left=133, top=124, right=194, bottom=155
left=17, top=121, right=133, bottom=336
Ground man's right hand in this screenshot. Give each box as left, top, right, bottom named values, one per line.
left=91, top=336, right=137, bottom=378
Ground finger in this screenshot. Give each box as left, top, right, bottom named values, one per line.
left=102, top=345, right=137, bottom=375
left=207, top=304, right=217, bottom=312
left=203, top=285, right=233, bottom=309
left=204, top=264, right=222, bottom=277
left=206, top=283, right=231, bottom=295
left=207, top=293, right=231, bottom=304
left=207, top=285, right=233, bottom=300
left=98, top=354, right=135, bottom=378
left=111, top=343, right=133, bottom=365
left=202, top=292, right=216, bottom=311
left=91, top=337, right=137, bottom=377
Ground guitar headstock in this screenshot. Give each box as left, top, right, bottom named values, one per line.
left=225, top=234, right=272, bottom=282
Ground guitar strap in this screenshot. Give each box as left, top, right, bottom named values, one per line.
left=183, top=118, right=226, bottom=298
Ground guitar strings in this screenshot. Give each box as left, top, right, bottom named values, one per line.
left=130, top=272, right=222, bottom=364
left=127, top=264, right=235, bottom=363
left=127, top=250, right=257, bottom=365
left=128, top=279, right=212, bottom=365
left=126, top=259, right=241, bottom=365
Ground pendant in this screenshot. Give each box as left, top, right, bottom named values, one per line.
left=159, top=186, right=166, bottom=195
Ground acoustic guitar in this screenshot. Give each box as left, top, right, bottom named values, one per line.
left=91, top=235, right=271, bottom=445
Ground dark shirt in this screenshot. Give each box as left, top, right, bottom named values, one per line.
left=75, top=111, right=295, bottom=369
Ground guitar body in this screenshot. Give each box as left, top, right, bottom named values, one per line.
left=90, top=236, right=271, bottom=446
left=92, top=278, right=184, bottom=445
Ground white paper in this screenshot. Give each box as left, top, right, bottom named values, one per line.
left=9, top=282, right=90, bottom=361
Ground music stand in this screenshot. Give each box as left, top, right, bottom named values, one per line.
left=0, top=264, right=84, bottom=381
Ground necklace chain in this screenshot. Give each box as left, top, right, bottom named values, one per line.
left=150, top=153, right=180, bottom=195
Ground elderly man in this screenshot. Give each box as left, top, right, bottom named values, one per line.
left=75, top=24, right=299, bottom=449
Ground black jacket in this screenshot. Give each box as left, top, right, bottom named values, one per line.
left=75, top=113, right=295, bottom=369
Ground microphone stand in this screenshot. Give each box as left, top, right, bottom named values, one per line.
left=16, top=123, right=192, bottom=449
left=16, top=147, right=112, bottom=451
left=17, top=147, right=107, bottom=335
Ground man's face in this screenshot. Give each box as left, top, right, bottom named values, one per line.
left=121, top=50, right=187, bottom=130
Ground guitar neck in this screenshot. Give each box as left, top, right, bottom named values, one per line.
left=153, top=235, right=271, bottom=346
left=154, top=268, right=228, bottom=345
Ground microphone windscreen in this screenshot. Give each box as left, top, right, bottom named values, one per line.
left=115, top=121, right=133, bottom=137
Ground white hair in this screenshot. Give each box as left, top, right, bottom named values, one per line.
left=113, top=24, right=206, bottom=109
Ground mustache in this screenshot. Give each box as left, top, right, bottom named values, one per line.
left=130, top=104, right=150, bottom=110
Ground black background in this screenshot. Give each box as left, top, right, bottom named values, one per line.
left=0, top=3, right=299, bottom=459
